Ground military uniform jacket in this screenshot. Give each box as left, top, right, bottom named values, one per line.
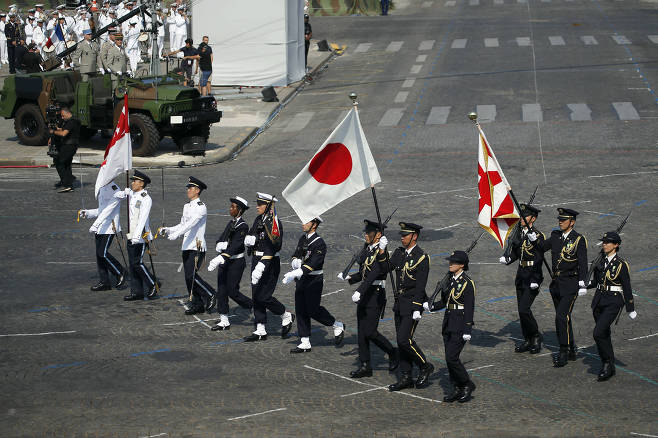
left=168, top=198, right=207, bottom=251
left=540, top=229, right=588, bottom=282
left=388, top=245, right=430, bottom=314
left=292, top=232, right=326, bottom=282
left=86, top=183, right=121, bottom=235
left=100, top=40, right=114, bottom=70
left=216, top=216, right=248, bottom=261
left=440, top=272, right=476, bottom=335
left=588, top=254, right=634, bottom=312
left=506, top=226, right=545, bottom=285
left=73, top=39, right=100, bottom=73
left=348, top=244, right=388, bottom=295
left=5, top=21, right=17, bottom=44
left=249, top=213, right=283, bottom=271
left=105, top=43, right=127, bottom=73
left=122, top=189, right=152, bottom=243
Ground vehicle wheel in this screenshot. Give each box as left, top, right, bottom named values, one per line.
left=129, top=113, right=159, bottom=156
left=80, top=127, right=98, bottom=140
left=191, top=123, right=211, bottom=142
left=14, top=103, right=49, bottom=146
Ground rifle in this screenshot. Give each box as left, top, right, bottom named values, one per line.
left=111, top=220, right=129, bottom=272
left=502, top=185, right=539, bottom=260
left=429, top=232, right=485, bottom=311
left=340, top=207, right=397, bottom=279
left=143, top=231, right=160, bottom=296
left=585, top=209, right=632, bottom=286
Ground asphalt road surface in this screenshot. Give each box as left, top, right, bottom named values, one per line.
left=1, top=0, right=657, bottom=436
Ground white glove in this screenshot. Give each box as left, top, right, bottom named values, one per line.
left=117, top=70, right=122, bottom=75
left=530, top=282, right=539, bottom=290
left=578, top=280, right=586, bottom=288
left=351, top=291, right=360, bottom=303
left=216, top=241, right=228, bottom=252
left=99, top=67, right=105, bottom=74
left=114, top=188, right=131, bottom=199
left=158, top=227, right=169, bottom=237
left=291, top=258, right=302, bottom=270
left=79, top=209, right=88, bottom=219
left=499, top=256, right=509, bottom=264
left=207, top=255, right=224, bottom=271
left=378, top=235, right=388, bottom=250
left=423, top=302, right=430, bottom=312
left=463, top=334, right=471, bottom=342
left=167, top=232, right=179, bottom=241
left=244, top=235, right=256, bottom=247
left=527, top=232, right=537, bottom=242
left=251, top=262, right=265, bottom=285
left=88, top=224, right=98, bottom=234
left=337, top=272, right=350, bottom=281
left=629, top=311, right=637, bottom=320
left=282, top=268, right=303, bottom=284
left=578, top=288, right=587, bottom=296
left=130, top=237, right=140, bottom=244
left=412, top=310, right=421, bottom=321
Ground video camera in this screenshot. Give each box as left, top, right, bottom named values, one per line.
left=46, top=103, right=63, bottom=130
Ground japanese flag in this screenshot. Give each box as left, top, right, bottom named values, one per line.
left=283, top=107, right=381, bottom=224
left=95, top=95, right=132, bottom=198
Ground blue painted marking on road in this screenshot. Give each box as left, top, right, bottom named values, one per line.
left=380, top=317, right=393, bottom=322
left=635, top=200, right=647, bottom=206
left=485, top=295, right=515, bottom=303
left=131, top=348, right=170, bottom=357
left=42, top=361, right=87, bottom=370
left=28, top=306, right=71, bottom=313
left=637, top=266, right=658, bottom=272
left=598, top=212, right=614, bottom=218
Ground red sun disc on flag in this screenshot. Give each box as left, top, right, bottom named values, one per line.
left=308, top=143, right=352, bottom=185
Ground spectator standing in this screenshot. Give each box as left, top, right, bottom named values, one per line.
left=166, top=38, right=197, bottom=87
left=49, top=107, right=81, bottom=193
left=195, top=36, right=213, bottom=96
left=304, top=13, right=311, bottom=68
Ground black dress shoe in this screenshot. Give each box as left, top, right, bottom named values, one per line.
left=290, top=346, right=311, bottom=354
left=415, top=362, right=434, bottom=389
left=388, top=348, right=400, bottom=372
left=115, top=272, right=128, bottom=289
left=123, top=294, right=144, bottom=301
left=184, top=307, right=204, bottom=315
left=597, top=362, right=616, bottom=382
left=243, top=333, right=267, bottom=342
left=334, top=324, right=345, bottom=346
left=281, top=313, right=295, bottom=338
left=443, top=385, right=464, bottom=403
left=388, top=372, right=415, bottom=392
left=350, top=362, right=372, bottom=378
left=91, top=283, right=111, bottom=291
left=458, top=381, right=476, bottom=403
left=211, top=323, right=230, bottom=331
left=529, top=334, right=542, bottom=354
left=553, top=349, right=569, bottom=367
left=515, top=339, right=532, bottom=353
left=568, top=345, right=578, bottom=361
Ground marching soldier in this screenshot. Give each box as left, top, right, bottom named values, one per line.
left=587, top=231, right=637, bottom=381
left=114, top=170, right=158, bottom=301
left=499, top=204, right=545, bottom=354
left=79, top=181, right=127, bottom=291
left=431, top=250, right=476, bottom=403
left=105, top=33, right=128, bottom=89
left=72, top=28, right=100, bottom=81
left=337, top=220, right=398, bottom=378
left=385, top=222, right=433, bottom=391
left=281, top=217, right=345, bottom=353
left=242, top=193, right=294, bottom=341
left=207, top=196, right=254, bottom=330
left=160, top=177, right=216, bottom=315
left=532, top=208, right=588, bottom=367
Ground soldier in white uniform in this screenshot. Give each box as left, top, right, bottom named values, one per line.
left=35, top=4, right=47, bottom=22
left=32, top=19, right=46, bottom=52
left=114, top=170, right=158, bottom=301
left=173, top=6, right=187, bottom=51
left=155, top=8, right=165, bottom=58
left=72, top=29, right=100, bottom=81
left=79, top=181, right=127, bottom=291
left=0, top=14, right=8, bottom=65
left=160, top=177, right=217, bottom=315
left=166, top=6, right=177, bottom=55
left=125, top=18, right=140, bottom=73
left=24, top=16, right=35, bottom=45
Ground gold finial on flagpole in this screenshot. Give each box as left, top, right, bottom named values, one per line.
left=349, top=92, right=358, bottom=106
left=468, top=112, right=478, bottom=122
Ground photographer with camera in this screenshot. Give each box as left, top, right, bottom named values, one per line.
left=48, top=106, right=81, bottom=193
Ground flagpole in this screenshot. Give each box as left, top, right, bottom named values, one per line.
left=350, top=92, right=398, bottom=296
left=126, top=169, right=130, bottom=237
left=469, top=112, right=553, bottom=278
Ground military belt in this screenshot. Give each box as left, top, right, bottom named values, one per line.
left=520, top=260, right=534, bottom=267
left=554, top=270, right=577, bottom=278
left=230, top=252, right=244, bottom=260
left=598, top=285, right=622, bottom=293
left=308, top=270, right=323, bottom=276
left=447, top=303, right=464, bottom=310
left=254, top=251, right=280, bottom=257
left=371, top=280, right=385, bottom=287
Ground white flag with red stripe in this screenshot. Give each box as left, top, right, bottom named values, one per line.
left=95, top=95, right=132, bottom=198
left=283, top=107, right=380, bottom=224
left=477, top=124, right=520, bottom=247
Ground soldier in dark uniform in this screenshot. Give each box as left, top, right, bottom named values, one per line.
left=532, top=208, right=588, bottom=367
left=5, top=13, right=18, bottom=74
left=242, top=193, right=294, bottom=342
left=500, top=204, right=545, bottom=354
left=207, top=196, right=254, bottom=331
left=337, top=219, right=398, bottom=378
left=431, top=250, right=476, bottom=403
left=282, top=217, right=345, bottom=353
left=587, top=231, right=637, bottom=381
left=386, top=222, right=434, bottom=391
left=303, top=13, right=311, bottom=67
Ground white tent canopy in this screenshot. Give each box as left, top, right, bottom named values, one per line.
left=191, top=0, right=306, bottom=87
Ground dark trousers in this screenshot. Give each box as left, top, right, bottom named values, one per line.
left=7, top=42, right=15, bottom=73
left=95, top=233, right=123, bottom=285
left=394, top=311, right=427, bottom=373
left=295, top=275, right=335, bottom=338
left=381, top=0, right=390, bottom=15
left=127, top=242, right=155, bottom=296
left=216, top=258, right=253, bottom=314
left=443, top=331, right=469, bottom=385
left=357, top=287, right=394, bottom=362
left=251, top=257, right=285, bottom=325
left=304, top=40, right=310, bottom=66
left=182, top=250, right=215, bottom=308
left=515, top=278, right=540, bottom=340
left=550, top=277, right=578, bottom=347
left=53, top=143, right=77, bottom=187
left=592, top=303, right=622, bottom=362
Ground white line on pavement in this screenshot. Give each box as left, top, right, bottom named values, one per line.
left=322, top=289, right=345, bottom=297
left=228, top=407, right=287, bottom=421
left=628, top=333, right=658, bottom=341
left=0, top=330, right=77, bottom=337
left=630, top=433, right=658, bottom=438
left=588, top=171, right=658, bottom=178
left=340, top=387, right=387, bottom=397
left=467, top=365, right=494, bottom=371
left=434, top=223, right=463, bottom=231
left=138, top=433, right=168, bottom=438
